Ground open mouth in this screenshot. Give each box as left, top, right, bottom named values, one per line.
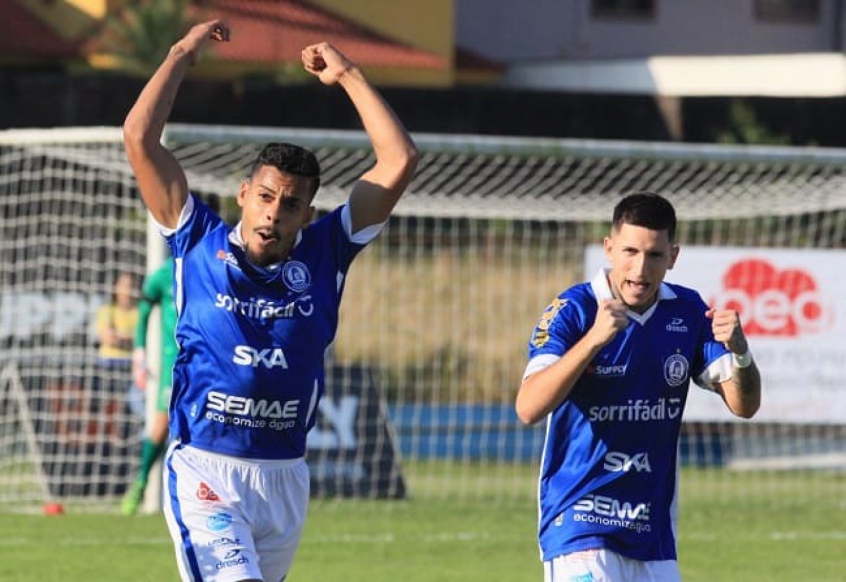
left=255, top=228, right=279, bottom=243
left=624, top=280, right=651, bottom=300
left=627, top=280, right=649, bottom=291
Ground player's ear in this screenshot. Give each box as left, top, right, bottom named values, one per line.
left=236, top=180, right=249, bottom=207
left=668, top=244, right=680, bottom=270
left=301, top=205, right=315, bottom=228
left=603, top=236, right=613, bottom=261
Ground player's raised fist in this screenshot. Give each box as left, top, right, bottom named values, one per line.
left=302, top=42, right=354, bottom=85
left=590, top=299, right=629, bottom=347
left=173, top=20, right=230, bottom=65
left=209, top=22, right=230, bottom=42
left=705, top=308, right=748, bottom=354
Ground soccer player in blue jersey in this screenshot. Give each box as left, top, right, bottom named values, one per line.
left=516, top=192, right=761, bottom=582
left=123, top=20, right=417, bottom=582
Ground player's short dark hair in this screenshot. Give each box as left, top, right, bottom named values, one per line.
left=612, top=191, right=677, bottom=242
left=250, top=143, right=321, bottom=198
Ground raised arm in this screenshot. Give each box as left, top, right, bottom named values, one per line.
left=516, top=299, right=629, bottom=425
left=123, top=21, right=229, bottom=228
left=707, top=308, right=761, bottom=419
left=301, top=43, right=418, bottom=233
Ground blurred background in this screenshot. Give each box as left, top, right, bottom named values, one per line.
left=4, top=0, right=846, bottom=144
left=1, top=2, right=845, bottom=581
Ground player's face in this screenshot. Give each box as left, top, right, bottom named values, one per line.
left=604, top=223, right=679, bottom=313
left=237, top=165, right=315, bottom=266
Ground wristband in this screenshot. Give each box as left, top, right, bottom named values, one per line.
left=733, top=350, right=753, bottom=369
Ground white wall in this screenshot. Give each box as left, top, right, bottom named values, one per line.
left=456, top=0, right=844, bottom=62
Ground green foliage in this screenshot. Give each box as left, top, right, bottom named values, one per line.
left=102, top=0, right=191, bottom=74
left=99, top=1, right=314, bottom=82
left=716, top=100, right=791, bottom=145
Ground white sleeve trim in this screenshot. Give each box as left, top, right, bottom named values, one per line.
left=695, top=353, right=733, bottom=392
left=522, top=354, right=561, bottom=381
left=152, top=193, right=195, bottom=237
left=341, top=204, right=386, bottom=245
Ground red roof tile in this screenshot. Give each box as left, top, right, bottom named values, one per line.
left=192, top=0, right=447, bottom=70
left=0, top=1, right=79, bottom=59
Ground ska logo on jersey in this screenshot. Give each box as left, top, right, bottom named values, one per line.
left=663, top=353, right=689, bottom=387
left=531, top=297, right=568, bottom=348
left=282, top=260, right=311, bottom=293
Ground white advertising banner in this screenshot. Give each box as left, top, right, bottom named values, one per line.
left=584, top=245, right=846, bottom=423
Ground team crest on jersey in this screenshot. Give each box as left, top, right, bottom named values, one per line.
left=663, top=353, right=690, bottom=387
left=531, top=297, right=568, bottom=348
left=282, top=260, right=311, bottom=292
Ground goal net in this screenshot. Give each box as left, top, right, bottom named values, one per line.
left=1, top=124, right=844, bottom=513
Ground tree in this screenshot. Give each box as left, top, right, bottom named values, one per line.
left=102, top=0, right=191, bottom=74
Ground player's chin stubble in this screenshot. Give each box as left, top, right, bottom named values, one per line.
left=244, top=243, right=268, bottom=267
left=246, top=240, right=291, bottom=267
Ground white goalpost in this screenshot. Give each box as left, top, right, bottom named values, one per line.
left=0, top=363, right=57, bottom=510
left=1, top=124, right=844, bottom=513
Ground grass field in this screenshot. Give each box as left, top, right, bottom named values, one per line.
left=1, top=466, right=844, bottom=581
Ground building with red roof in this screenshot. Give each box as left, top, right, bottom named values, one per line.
left=3, top=0, right=501, bottom=88
left=0, top=0, right=81, bottom=62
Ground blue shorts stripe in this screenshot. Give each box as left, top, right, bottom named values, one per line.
left=166, top=444, right=203, bottom=581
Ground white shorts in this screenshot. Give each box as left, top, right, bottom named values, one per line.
left=544, top=549, right=680, bottom=582
left=162, top=442, right=310, bottom=582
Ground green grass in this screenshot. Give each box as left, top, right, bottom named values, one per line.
left=1, top=466, right=844, bottom=581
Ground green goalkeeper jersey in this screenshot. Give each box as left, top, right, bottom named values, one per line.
left=135, top=257, right=177, bottom=390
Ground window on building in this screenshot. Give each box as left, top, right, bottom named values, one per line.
left=591, top=0, right=655, bottom=20
left=754, top=0, right=820, bottom=23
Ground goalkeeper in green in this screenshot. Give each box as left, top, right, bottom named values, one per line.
left=122, top=257, right=177, bottom=516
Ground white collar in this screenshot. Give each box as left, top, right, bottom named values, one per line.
left=589, top=268, right=677, bottom=325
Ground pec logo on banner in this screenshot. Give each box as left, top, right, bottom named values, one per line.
left=710, top=258, right=833, bottom=337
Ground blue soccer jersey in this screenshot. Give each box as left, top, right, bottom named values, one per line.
left=524, top=269, right=732, bottom=563
left=163, top=194, right=371, bottom=460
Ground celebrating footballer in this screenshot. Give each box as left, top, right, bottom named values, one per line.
left=123, top=19, right=417, bottom=582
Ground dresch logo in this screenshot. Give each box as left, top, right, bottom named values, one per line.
left=709, top=258, right=832, bottom=336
